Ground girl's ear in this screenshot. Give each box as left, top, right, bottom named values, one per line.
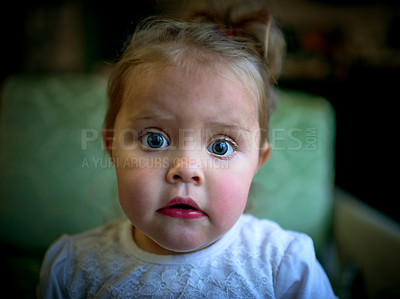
left=257, top=142, right=271, bottom=170
left=102, top=128, right=114, bottom=158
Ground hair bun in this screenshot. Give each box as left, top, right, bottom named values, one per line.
left=187, top=0, right=285, bottom=84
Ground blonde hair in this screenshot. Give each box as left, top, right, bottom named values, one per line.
left=105, top=1, right=285, bottom=142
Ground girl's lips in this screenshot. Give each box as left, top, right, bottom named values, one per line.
left=157, top=197, right=206, bottom=219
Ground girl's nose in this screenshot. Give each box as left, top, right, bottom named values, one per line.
left=166, top=158, right=204, bottom=185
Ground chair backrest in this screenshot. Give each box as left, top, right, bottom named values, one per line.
left=0, top=74, right=335, bottom=253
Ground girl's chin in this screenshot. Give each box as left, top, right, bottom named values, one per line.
left=134, top=227, right=216, bottom=255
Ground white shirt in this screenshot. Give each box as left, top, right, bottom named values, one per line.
left=39, top=214, right=337, bottom=298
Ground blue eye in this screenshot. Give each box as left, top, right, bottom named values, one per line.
left=143, top=133, right=169, bottom=149
left=208, top=140, right=235, bottom=157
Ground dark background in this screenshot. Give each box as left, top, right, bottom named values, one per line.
left=1, top=0, right=399, bottom=222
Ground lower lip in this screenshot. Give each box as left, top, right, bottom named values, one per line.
left=157, top=208, right=206, bottom=219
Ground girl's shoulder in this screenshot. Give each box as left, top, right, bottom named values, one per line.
left=237, top=214, right=314, bottom=253
left=38, top=219, right=133, bottom=298
left=235, top=215, right=338, bottom=298
left=40, top=219, right=133, bottom=276
left=45, top=219, right=131, bottom=256
left=234, top=214, right=319, bottom=271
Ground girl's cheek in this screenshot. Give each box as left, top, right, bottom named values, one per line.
left=117, top=171, right=158, bottom=220
left=210, top=172, right=252, bottom=214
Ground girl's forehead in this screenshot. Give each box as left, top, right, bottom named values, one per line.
left=124, top=60, right=260, bottom=109
left=120, top=62, right=260, bottom=128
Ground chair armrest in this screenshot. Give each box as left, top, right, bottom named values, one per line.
left=333, top=188, right=400, bottom=298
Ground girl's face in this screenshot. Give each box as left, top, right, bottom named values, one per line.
left=106, top=63, right=270, bottom=255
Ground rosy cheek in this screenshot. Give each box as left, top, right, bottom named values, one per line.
left=116, top=169, right=156, bottom=214
left=209, top=172, right=252, bottom=220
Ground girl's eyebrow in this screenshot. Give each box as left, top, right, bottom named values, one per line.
left=207, top=122, right=252, bottom=134
left=126, top=111, right=253, bottom=133
left=128, top=112, right=175, bottom=123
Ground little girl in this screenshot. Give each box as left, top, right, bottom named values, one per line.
left=39, top=1, right=337, bottom=298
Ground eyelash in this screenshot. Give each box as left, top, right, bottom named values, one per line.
left=137, top=129, right=239, bottom=158
left=139, top=129, right=170, bottom=151
left=207, top=136, right=238, bottom=159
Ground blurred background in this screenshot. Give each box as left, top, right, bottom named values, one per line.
left=1, top=0, right=399, bottom=223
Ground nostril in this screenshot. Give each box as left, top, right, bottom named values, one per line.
left=169, top=174, right=201, bottom=184
left=166, top=166, right=203, bottom=185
